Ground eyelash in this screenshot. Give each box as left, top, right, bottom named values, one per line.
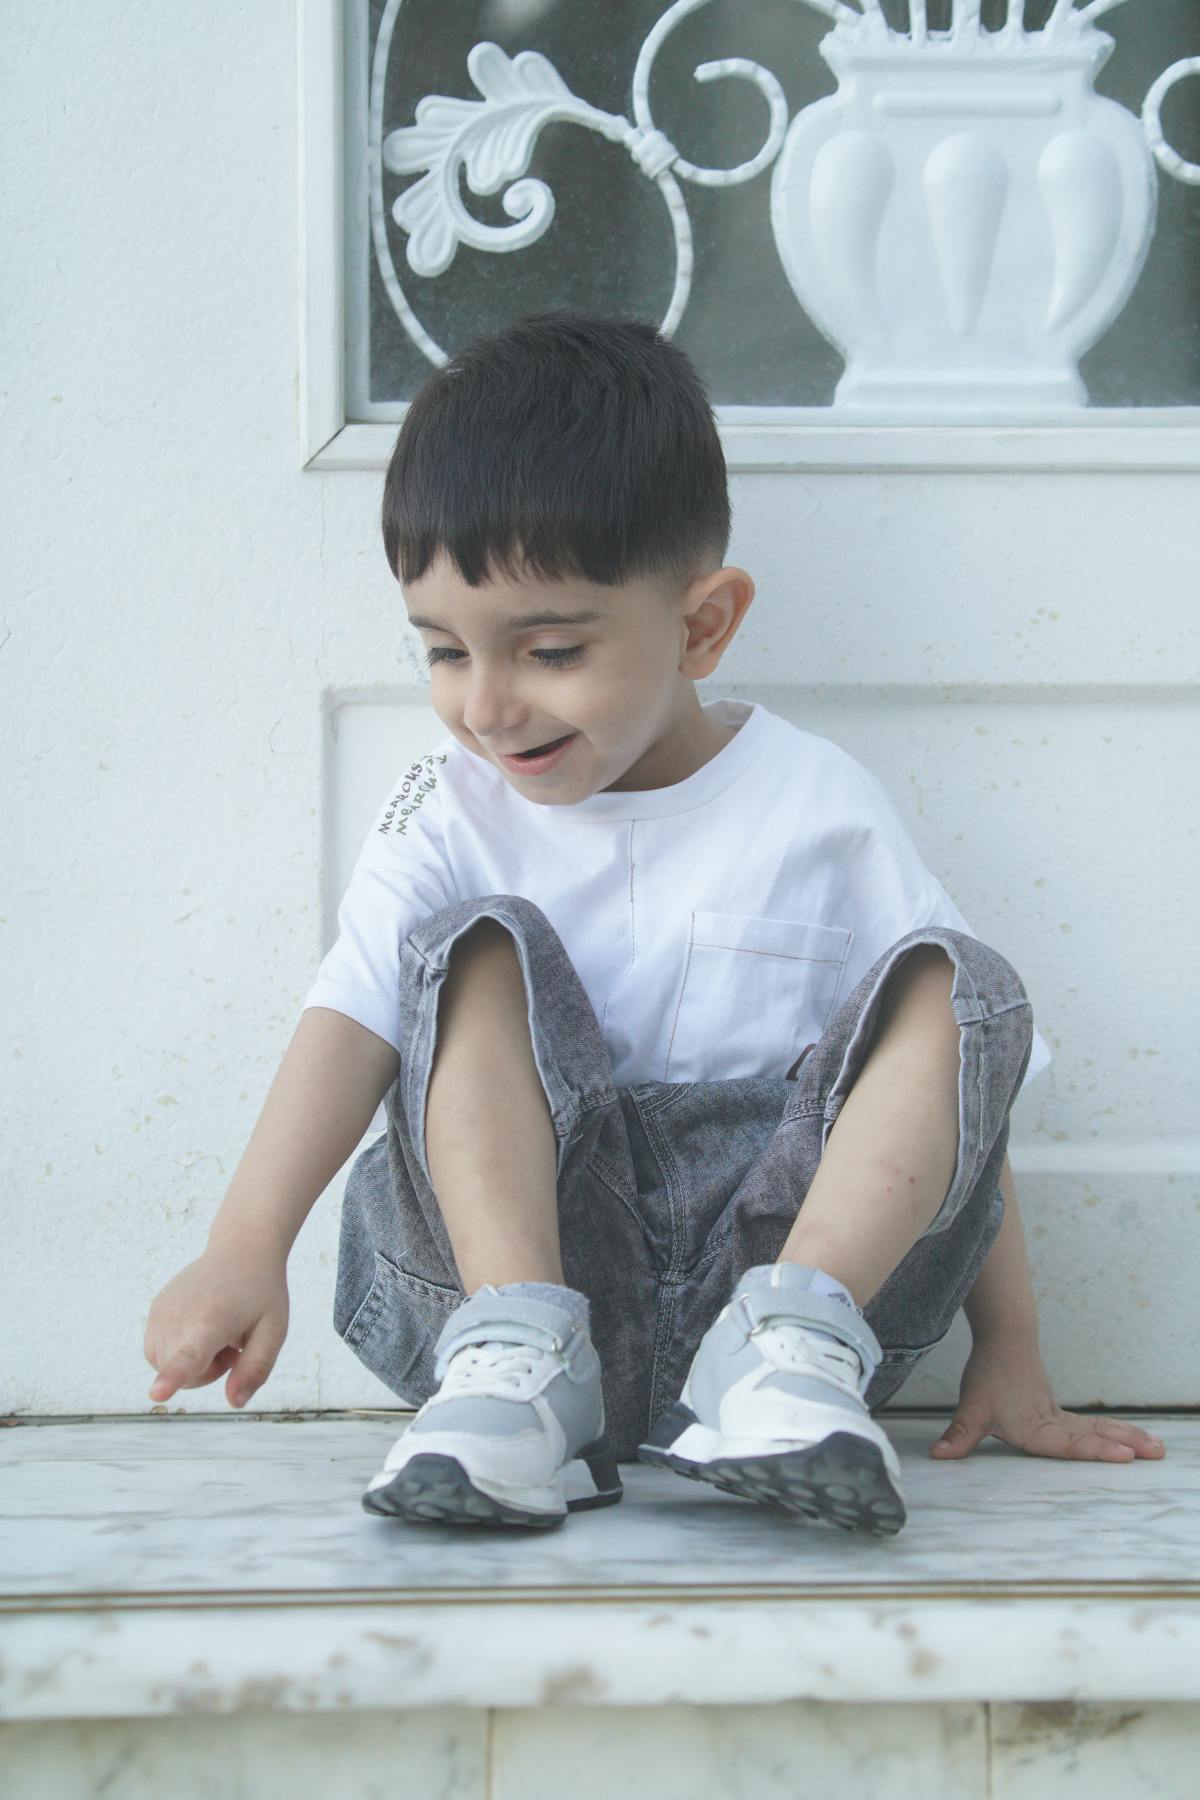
left=424, top=646, right=586, bottom=669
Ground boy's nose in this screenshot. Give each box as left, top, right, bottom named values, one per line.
left=464, top=692, right=519, bottom=743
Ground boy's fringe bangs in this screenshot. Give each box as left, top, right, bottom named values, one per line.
left=381, top=309, right=731, bottom=595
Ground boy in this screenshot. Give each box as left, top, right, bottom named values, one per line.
left=144, top=309, right=1165, bottom=1535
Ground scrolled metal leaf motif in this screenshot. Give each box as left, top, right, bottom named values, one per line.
left=369, top=0, right=789, bottom=360
left=371, top=0, right=1200, bottom=413
left=382, top=44, right=576, bottom=278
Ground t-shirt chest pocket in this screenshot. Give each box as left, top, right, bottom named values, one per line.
left=664, top=911, right=852, bottom=1083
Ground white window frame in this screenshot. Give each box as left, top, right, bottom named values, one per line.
left=298, top=0, right=1200, bottom=474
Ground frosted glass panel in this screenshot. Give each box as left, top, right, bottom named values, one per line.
left=344, top=0, right=1200, bottom=419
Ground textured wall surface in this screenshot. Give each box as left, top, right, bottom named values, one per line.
left=3, top=2, right=1196, bottom=1416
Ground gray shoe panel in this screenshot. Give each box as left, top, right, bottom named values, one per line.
left=685, top=1324, right=774, bottom=1422
left=410, top=1359, right=604, bottom=1450
left=757, top=1369, right=868, bottom=1413
left=543, top=1359, right=605, bottom=1450
left=731, top=1287, right=883, bottom=1380
left=407, top=1394, right=536, bottom=1437
left=433, top=1289, right=597, bottom=1385
left=433, top=1288, right=586, bottom=1358
left=686, top=1307, right=870, bottom=1423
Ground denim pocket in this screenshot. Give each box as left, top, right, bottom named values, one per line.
left=339, top=1250, right=464, bottom=1405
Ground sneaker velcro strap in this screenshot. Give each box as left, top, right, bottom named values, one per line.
left=735, top=1289, right=883, bottom=1386
left=433, top=1292, right=588, bottom=1384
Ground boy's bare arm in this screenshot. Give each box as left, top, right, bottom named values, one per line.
left=961, top=1154, right=1040, bottom=1345
left=207, top=1008, right=401, bottom=1264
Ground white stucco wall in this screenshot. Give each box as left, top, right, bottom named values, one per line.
left=4, top=2, right=1196, bottom=1417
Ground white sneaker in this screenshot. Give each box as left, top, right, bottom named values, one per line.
left=362, top=1286, right=623, bottom=1529
left=638, top=1265, right=906, bottom=1537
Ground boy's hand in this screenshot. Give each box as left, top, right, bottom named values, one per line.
left=928, top=1334, right=1168, bottom=1463
left=144, top=1246, right=289, bottom=1410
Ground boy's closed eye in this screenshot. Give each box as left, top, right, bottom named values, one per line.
left=425, top=646, right=586, bottom=668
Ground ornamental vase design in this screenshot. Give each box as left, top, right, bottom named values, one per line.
left=769, top=28, right=1159, bottom=415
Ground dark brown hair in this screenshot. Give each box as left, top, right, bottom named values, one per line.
left=381, top=308, right=731, bottom=593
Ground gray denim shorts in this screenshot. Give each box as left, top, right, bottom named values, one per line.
left=333, top=895, right=1035, bottom=1463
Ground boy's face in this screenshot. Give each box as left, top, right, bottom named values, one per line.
left=404, top=553, right=754, bottom=803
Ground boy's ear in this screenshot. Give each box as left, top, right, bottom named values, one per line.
left=678, top=570, right=754, bottom=680
left=687, top=565, right=755, bottom=647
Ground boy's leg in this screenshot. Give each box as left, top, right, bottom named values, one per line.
left=636, top=927, right=1033, bottom=1529
left=423, top=915, right=565, bottom=1293
left=774, top=942, right=962, bottom=1306
left=658, top=926, right=1033, bottom=1419
left=771, top=927, right=1034, bottom=1331
left=334, top=894, right=662, bottom=1457
left=348, top=902, right=637, bottom=1524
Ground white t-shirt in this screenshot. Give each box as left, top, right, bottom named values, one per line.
left=302, top=697, right=1052, bottom=1092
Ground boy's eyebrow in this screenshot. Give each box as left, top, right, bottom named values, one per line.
left=407, top=607, right=607, bottom=633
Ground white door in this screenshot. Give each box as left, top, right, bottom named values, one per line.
left=302, top=0, right=1199, bottom=1412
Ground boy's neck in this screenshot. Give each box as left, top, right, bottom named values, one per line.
left=600, top=696, right=741, bottom=794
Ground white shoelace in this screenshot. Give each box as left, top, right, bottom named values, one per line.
left=754, top=1322, right=865, bottom=1391
left=439, top=1340, right=545, bottom=1396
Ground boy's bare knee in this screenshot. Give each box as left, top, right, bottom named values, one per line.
left=448, top=916, right=519, bottom=970
left=439, top=920, right=526, bottom=1024
left=874, top=943, right=957, bottom=1043
left=903, top=943, right=955, bottom=988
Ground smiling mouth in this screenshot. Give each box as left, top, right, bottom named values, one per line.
left=509, top=734, right=574, bottom=758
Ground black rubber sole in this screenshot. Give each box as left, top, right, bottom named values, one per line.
left=362, top=1435, right=624, bottom=1529
left=637, top=1403, right=907, bottom=1538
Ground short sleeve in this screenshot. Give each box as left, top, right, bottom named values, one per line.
left=840, top=759, right=1053, bottom=1093
left=300, top=747, right=457, bottom=1054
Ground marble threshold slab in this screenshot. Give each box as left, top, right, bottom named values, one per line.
left=2, top=1412, right=1197, bottom=1720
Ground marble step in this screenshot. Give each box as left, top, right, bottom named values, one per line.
left=2, top=1410, right=1197, bottom=1726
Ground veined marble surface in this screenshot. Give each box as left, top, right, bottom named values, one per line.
left=6, top=1701, right=1200, bottom=1800
left=3, top=1412, right=1195, bottom=1593
left=2, top=1412, right=1197, bottom=1719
